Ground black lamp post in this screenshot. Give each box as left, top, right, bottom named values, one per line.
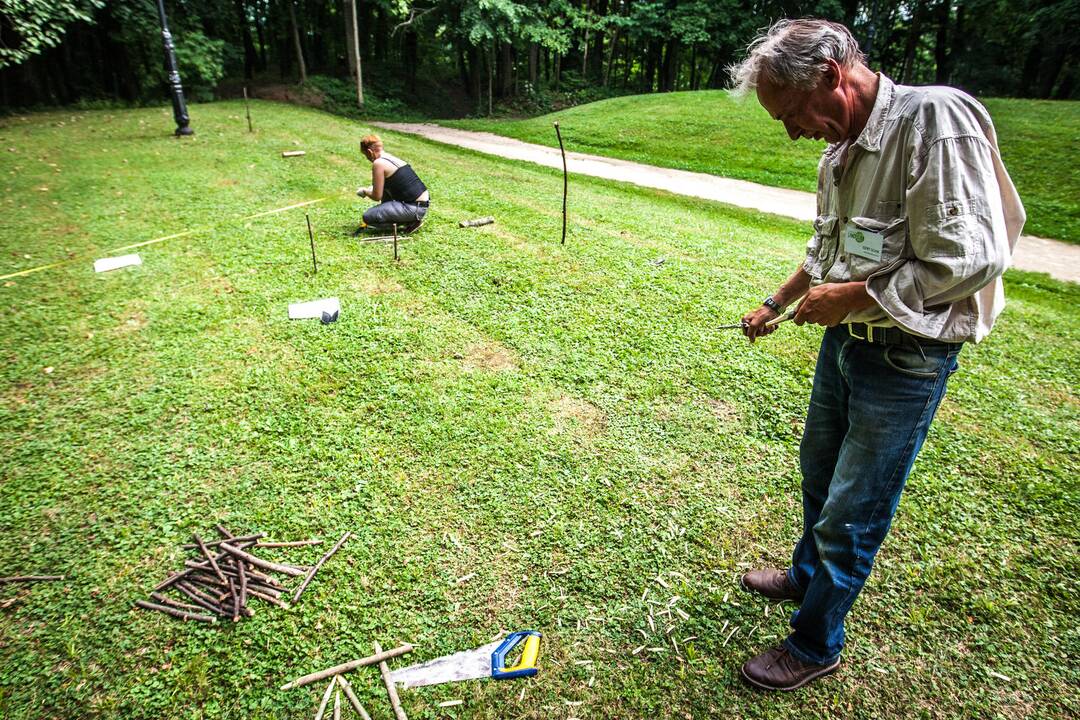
left=155, top=0, right=194, bottom=136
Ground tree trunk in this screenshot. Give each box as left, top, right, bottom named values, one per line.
left=500, top=41, right=513, bottom=97
left=582, top=27, right=590, bottom=76
left=405, top=30, right=418, bottom=94
left=458, top=46, right=471, bottom=97
left=932, top=0, right=951, bottom=83
left=236, top=0, right=257, bottom=80
left=900, top=0, right=927, bottom=84
left=554, top=53, right=561, bottom=91
left=289, top=1, right=307, bottom=83
left=660, top=38, right=679, bottom=92
left=603, top=27, right=619, bottom=86
left=488, top=43, right=493, bottom=115
left=344, top=0, right=356, bottom=77
left=254, top=0, right=268, bottom=70
left=348, top=0, right=363, bottom=106
left=1038, top=43, right=1068, bottom=98
left=529, top=42, right=538, bottom=90
left=689, top=43, right=698, bottom=90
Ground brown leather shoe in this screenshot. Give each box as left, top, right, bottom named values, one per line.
left=741, top=645, right=840, bottom=691
left=740, top=568, right=803, bottom=601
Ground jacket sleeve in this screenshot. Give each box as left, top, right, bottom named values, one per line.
left=865, top=134, right=1010, bottom=339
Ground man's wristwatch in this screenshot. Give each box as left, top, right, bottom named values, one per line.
left=762, top=296, right=783, bottom=314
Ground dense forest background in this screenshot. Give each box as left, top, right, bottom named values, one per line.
left=1, top=0, right=1077, bottom=117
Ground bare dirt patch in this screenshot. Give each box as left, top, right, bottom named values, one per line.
left=704, top=396, right=740, bottom=424
left=359, top=276, right=403, bottom=295
left=549, top=394, right=605, bottom=436
left=459, top=342, right=518, bottom=372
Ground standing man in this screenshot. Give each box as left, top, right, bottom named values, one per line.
left=728, top=19, right=1025, bottom=691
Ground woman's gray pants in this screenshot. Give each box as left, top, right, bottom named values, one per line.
left=363, top=201, right=428, bottom=227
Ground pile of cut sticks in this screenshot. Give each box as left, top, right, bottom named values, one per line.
left=135, top=525, right=351, bottom=624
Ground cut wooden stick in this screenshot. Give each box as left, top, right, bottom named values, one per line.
left=238, top=559, right=248, bottom=614
left=280, top=644, right=414, bottom=690
left=247, top=587, right=288, bottom=608
left=254, top=539, right=322, bottom=548
left=153, top=569, right=192, bottom=592
left=181, top=533, right=263, bottom=550
left=149, top=592, right=203, bottom=612
left=0, top=575, right=64, bottom=585
left=292, top=531, right=351, bottom=604
left=219, top=543, right=307, bottom=577
left=175, top=582, right=228, bottom=616
left=282, top=150, right=306, bottom=157
left=458, top=216, right=494, bottom=228
left=313, top=677, right=336, bottom=720
left=374, top=641, right=409, bottom=720
left=333, top=687, right=341, bottom=720
left=243, top=86, right=253, bottom=133
left=135, top=600, right=217, bottom=623
left=228, top=577, right=239, bottom=623
left=336, top=675, right=372, bottom=720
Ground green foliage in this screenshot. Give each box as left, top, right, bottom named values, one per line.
left=0, top=0, right=103, bottom=68
left=449, top=90, right=1080, bottom=243
left=0, top=101, right=1076, bottom=718
left=173, top=31, right=227, bottom=102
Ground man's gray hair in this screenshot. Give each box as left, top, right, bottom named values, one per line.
left=728, top=19, right=865, bottom=95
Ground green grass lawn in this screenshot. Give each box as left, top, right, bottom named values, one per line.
left=445, top=90, right=1080, bottom=244
left=0, top=101, right=1077, bottom=719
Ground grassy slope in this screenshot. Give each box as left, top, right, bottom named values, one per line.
left=445, top=91, right=1080, bottom=244
left=0, top=102, right=1077, bottom=719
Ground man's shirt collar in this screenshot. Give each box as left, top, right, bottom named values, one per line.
left=855, top=73, right=894, bottom=153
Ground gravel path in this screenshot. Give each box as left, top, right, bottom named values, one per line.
left=375, top=122, right=1078, bottom=284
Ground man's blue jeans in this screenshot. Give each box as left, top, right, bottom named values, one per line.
left=784, top=325, right=961, bottom=666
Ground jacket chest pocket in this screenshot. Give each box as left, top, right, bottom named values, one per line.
left=806, top=214, right=840, bottom=280
left=845, top=215, right=907, bottom=279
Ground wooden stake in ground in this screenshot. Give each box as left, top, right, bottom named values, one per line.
left=292, top=531, right=351, bottom=604
left=374, top=641, right=409, bottom=720
left=280, top=644, right=414, bottom=690
left=243, top=87, right=253, bottom=132
left=392, top=224, right=399, bottom=262
left=306, top=213, right=318, bottom=274
left=554, top=121, right=568, bottom=245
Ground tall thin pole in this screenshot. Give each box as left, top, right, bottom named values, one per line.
left=155, top=0, right=193, bottom=136
left=243, top=86, right=253, bottom=132
left=554, top=121, right=567, bottom=244
left=349, top=0, right=364, bottom=107
left=306, top=213, right=318, bottom=274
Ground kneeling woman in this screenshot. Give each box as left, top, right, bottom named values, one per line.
left=357, top=134, right=429, bottom=233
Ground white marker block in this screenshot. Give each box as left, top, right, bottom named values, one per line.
left=94, top=254, right=142, bottom=273
left=288, top=297, right=340, bottom=319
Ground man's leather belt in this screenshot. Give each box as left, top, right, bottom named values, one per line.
left=846, top=322, right=946, bottom=346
